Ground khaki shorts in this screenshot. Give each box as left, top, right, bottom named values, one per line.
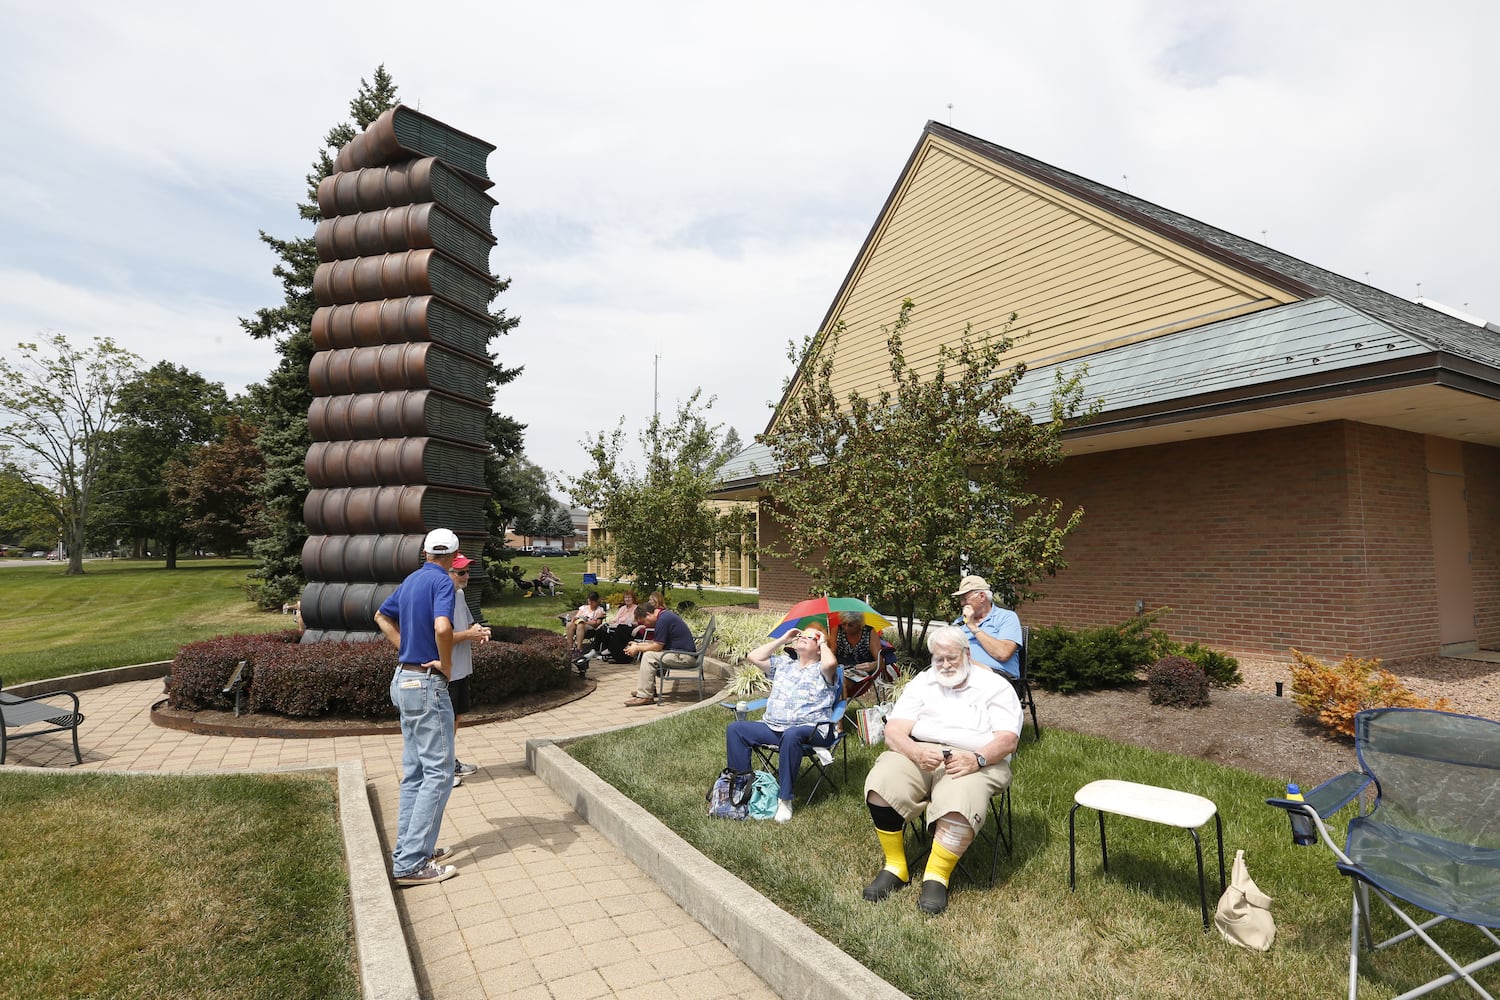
left=865, top=749, right=1012, bottom=832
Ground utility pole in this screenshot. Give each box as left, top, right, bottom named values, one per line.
left=653, top=353, right=660, bottom=420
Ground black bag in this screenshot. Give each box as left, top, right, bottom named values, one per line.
left=706, top=768, right=752, bottom=819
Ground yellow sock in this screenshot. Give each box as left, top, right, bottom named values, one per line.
left=923, top=841, right=961, bottom=887
left=876, top=828, right=909, bottom=882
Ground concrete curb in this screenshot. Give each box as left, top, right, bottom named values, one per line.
left=7, top=661, right=172, bottom=697
left=4, top=759, right=417, bottom=1000
left=527, top=737, right=909, bottom=1000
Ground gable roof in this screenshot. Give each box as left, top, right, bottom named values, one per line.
left=729, top=122, right=1500, bottom=494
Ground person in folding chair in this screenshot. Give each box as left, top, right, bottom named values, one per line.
left=861, top=625, right=1022, bottom=916
left=835, top=614, right=898, bottom=705
left=725, top=623, right=840, bottom=824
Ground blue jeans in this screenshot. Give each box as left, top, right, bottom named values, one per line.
left=726, top=720, right=835, bottom=801
left=390, top=668, right=455, bottom=876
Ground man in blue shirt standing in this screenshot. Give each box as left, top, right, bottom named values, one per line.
left=374, top=527, right=460, bottom=886
left=623, top=602, right=698, bottom=706
left=951, top=575, right=1023, bottom=679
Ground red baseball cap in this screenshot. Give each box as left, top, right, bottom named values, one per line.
left=451, top=553, right=472, bottom=569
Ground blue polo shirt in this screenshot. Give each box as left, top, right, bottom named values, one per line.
left=952, top=605, right=1023, bottom=678
left=378, top=561, right=456, bottom=665
left=653, top=609, right=696, bottom=652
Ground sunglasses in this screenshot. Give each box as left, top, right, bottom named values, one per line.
left=452, top=569, right=470, bottom=576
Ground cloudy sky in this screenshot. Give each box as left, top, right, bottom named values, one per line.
left=2, top=1, right=1495, bottom=491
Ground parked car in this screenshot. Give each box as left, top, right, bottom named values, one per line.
left=534, top=546, right=570, bottom=557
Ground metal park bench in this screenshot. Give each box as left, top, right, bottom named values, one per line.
left=1, top=675, right=85, bottom=765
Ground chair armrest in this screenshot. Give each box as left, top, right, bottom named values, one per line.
left=2, top=688, right=82, bottom=712
left=720, top=698, right=769, bottom=711
left=1266, top=770, right=1369, bottom=818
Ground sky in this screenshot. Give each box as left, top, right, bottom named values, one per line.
left=2, top=1, right=1496, bottom=495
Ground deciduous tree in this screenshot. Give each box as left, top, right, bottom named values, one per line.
left=564, top=390, right=749, bottom=599
left=0, top=333, right=142, bottom=574
left=760, top=299, right=1096, bottom=656
left=165, top=415, right=264, bottom=557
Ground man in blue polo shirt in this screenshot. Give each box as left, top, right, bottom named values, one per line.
left=623, top=602, right=698, bottom=706
left=374, top=527, right=460, bottom=886
left=951, top=575, right=1023, bottom=679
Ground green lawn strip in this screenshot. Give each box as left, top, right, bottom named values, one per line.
left=0, top=560, right=294, bottom=684
left=0, top=770, right=356, bottom=1000
left=568, top=709, right=1497, bottom=999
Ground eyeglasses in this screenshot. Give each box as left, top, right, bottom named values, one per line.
left=453, top=570, right=470, bottom=577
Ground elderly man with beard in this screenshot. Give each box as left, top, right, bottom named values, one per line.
left=860, top=625, right=1022, bottom=915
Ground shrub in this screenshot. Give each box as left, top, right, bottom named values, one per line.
left=1168, top=641, right=1242, bottom=688
left=1028, top=609, right=1173, bottom=694
left=167, top=626, right=570, bottom=719
left=1147, top=655, right=1209, bottom=707
left=1289, top=648, right=1455, bottom=738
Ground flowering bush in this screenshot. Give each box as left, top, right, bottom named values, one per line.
left=168, top=626, right=569, bottom=719
left=1289, top=648, right=1454, bottom=738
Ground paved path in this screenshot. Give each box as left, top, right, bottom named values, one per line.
left=8, top=662, right=778, bottom=1000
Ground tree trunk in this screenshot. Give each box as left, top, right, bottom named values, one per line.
left=165, top=539, right=178, bottom=570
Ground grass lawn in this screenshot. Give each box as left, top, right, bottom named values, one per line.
left=568, top=708, right=1498, bottom=1000
left=0, top=770, right=356, bottom=1000
left=0, top=559, right=296, bottom=685
left=0, top=555, right=757, bottom=686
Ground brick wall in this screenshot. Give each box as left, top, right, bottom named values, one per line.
left=1024, top=421, right=1440, bottom=661
left=752, top=421, right=1474, bottom=662
left=1467, top=442, right=1500, bottom=648
left=755, top=499, right=816, bottom=613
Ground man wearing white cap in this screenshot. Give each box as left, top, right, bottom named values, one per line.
left=373, top=527, right=461, bottom=886
left=950, top=575, right=1022, bottom=679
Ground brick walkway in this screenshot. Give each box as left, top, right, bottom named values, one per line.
left=8, top=662, right=778, bottom=1000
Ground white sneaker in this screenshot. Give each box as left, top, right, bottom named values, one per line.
left=452, top=775, right=463, bottom=788
left=813, top=747, right=834, bottom=766
left=774, top=799, right=794, bottom=824
left=395, top=863, right=457, bottom=887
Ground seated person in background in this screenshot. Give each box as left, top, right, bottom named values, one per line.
left=950, top=574, right=1022, bottom=679
left=599, top=589, right=639, bottom=663
left=860, top=625, right=1022, bottom=916
left=835, top=614, right=897, bottom=692
left=528, top=563, right=562, bottom=597
left=566, top=591, right=608, bottom=656
left=726, top=624, right=840, bottom=824
left=506, top=564, right=528, bottom=593
left=623, top=603, right=696, bottom=707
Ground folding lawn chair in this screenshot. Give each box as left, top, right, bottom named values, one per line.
left=746, top=666, right=850, bottom=804
left=1267, top=707, right=1500, bottom=1000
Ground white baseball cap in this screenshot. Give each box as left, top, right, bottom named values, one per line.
left=423, top=528, right=460, bottom=555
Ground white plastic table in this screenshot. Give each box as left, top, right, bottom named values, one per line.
left=1068, top=779, right=1225, bottom=929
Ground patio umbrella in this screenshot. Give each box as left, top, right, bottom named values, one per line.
left=768, top=597, right=893, bottom=638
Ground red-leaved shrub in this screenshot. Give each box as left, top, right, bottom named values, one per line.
left=168, top=626, right=570, bottom=719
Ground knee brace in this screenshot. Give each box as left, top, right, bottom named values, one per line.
left=934, top=814, right=975, bottom=854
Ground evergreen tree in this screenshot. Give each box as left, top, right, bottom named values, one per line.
left=240, top=67, right=400, bottom=608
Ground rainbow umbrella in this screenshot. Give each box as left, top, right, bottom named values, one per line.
left=769, top=597, right=893, bottom=638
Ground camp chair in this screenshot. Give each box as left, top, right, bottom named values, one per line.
left=1009, top=625, right=1039, bottom=741
left=842, top=629, right=901, bottom=710
left=905, top=755, right=1015, bottom=887
left=653, top=615, right=716, bottom=704
left=748, top=665, right=849, bottom=804
left=1266, top=708, right=1500, bottom=1000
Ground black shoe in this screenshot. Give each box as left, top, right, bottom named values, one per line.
left=917, top=879, right=949, bottom=915
left=862, top=869, right=908, bottom=902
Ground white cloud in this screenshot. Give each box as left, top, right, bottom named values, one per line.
left=1, top=0, right=1495, bottom=486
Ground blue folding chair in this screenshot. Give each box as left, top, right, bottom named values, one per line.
left=733, top=666, right=849, bottom=804
left=1268, top=708, right=1500, bottom=999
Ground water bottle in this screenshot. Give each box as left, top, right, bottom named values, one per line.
left=1286, top=783, right=1317, bottom=846
left=735, top=700, right=748, bottom=722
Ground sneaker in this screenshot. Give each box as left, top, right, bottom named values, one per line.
left=395, top=863, right=457, bottom=887
left=428, top=846, right=454, bottom=865
left=454, top=760, right=479, bottom=777
left=812, top=747, right=834, bottom=767
left=774, top=799, right=794, bottom=824
left=452, top=775, right=463, bottom=788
